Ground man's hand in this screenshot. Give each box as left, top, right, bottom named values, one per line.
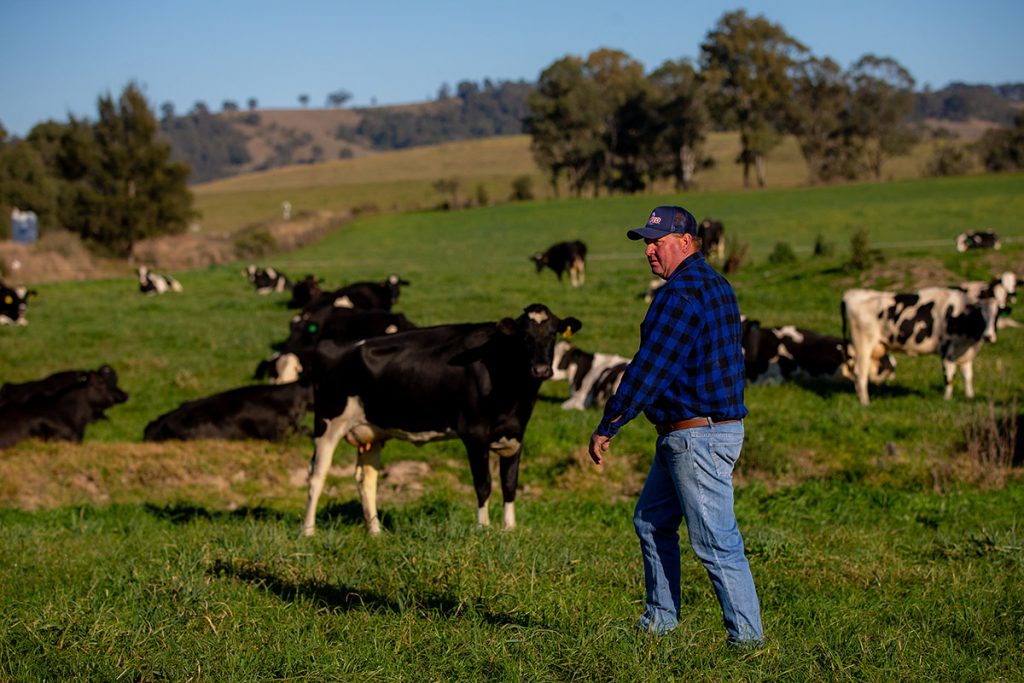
left=588, top=432, right=612, bottom=465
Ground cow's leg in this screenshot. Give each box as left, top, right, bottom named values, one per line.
left=302, top=414, right=348, bottom=536
left=853, top=351, right=872, bottom=405
left=960, top=360, right=975, bottom=399
left=942, top=358, right=957, bottom=400
left=495, top=440, right=522, bottom=530
left=465, top=442, right=492, bottom=527
left=355, top=443, right=383, bottom=535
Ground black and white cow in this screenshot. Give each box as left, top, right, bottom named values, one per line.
left=245, top=265, right=292, bottom=294
left=698, top=219, right=726, bottom=260
left=257, top=308, right=417, bottom=383
left=842, top=287, right=1001, bottom=405
left=137, top=266, right=183, bottom=295
left=0, top=365, right=128, bottom=448
left=550, top=340, right=629, bottom=410
left=740, top=322, right=896, bottom=386
left=302, top=303, right=582, bottom=536
left=143, top=382, right=313, bottom=442
left=287, top=275, right=324, bottom=309
left=955, top=230, right=1002, bottom=253
left=531, top=241, right=587, bottom=287
left=0, top=281, right=34, bottom=326
left=956, top=271, right=1019, bottom=328
left=303, top=274, right=410, bottom=313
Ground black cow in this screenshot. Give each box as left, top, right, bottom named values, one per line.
left=302, top=303, right=582, bottom=536
left=531, top=241, right=587, bottom=287
left=956, top=230, right=1002, bottom=253
left=0, top=366, right=128, bottom=448
left=245, top=265, right=292, bottom=294
left=137, top=266, right=183, bottom=295
left=287, top=275, right=324, bottom=309
left=0, top=281, right=34, bottom=326
left=0, top=365, right=116, bottom=408
left=303, top=274, right=410, bottom=312
left=698, top=219, right=725, bottom=260
left=740, top=322, right=896, bottom=386
left=143, top=382, right=313, bottom=442
left=256, top=308, right=417, bottom=383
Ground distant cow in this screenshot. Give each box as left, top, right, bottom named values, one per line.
left=137, top=266, right=183, bottom=295
left=304, top=274, right=410, bottom=312
left=956, top=231, right=1001, bottom=253
left=842, top=286, right=1002, bottom=405
left=287, top=275, right=324, bottom=309
left=550, top=340, right=629, bottom=410
left=302, top=303, right=582, bottom=536
left=0, top=281, right=34, bottom=326
left=740, top=322, right=895, bottom=386
left=532, top=241, right=587, bottom=287
left=956, top=272, right=1020, bottom=330
left=0, top=365, right=128, bottom=448
left=143, top=382, right=313, bottom=442
left=257, top=308, right=417, bottom=383
left=698, top=219, right=726, bottom=260
left=245, top=265, right=292, bottom=294
left=0, top=365, right=116, bottom=408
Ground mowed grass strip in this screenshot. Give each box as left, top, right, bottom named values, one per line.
left=1, top=173, right=1023, bottom=679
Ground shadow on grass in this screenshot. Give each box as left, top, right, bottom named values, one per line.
left=208, top=557, right=548, bottom=629
left=144, top=503, right=291, bottom=524
left=791, top=379, right=922, bottom=401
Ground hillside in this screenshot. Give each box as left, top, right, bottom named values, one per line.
left=163, top=81, right=1023, bottom=185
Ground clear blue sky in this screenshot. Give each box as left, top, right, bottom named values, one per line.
left=2, top=0, right=1021, bottom=137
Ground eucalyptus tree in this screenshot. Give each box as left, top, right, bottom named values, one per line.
left=847, top=55, right=918, bottom=179
left=700, top=9, right=807, bottom=187
left=788, top=56, right=860, bottom=182
left=648, top=58, right=710, bottom=190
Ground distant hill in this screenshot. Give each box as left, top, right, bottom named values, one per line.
left=161, top=79, right=533, bottom=184
left=162, top=79, right=1023, bottom=184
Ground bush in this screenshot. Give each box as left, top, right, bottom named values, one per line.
left=474, top=184, right=490, bottom=207
left=812, top=233, right=834, bottom=257
left=962, top=398, right=1018, bottom=489
left=510, top=175, right=534, bottom=201
left=233, top=228, right=276, bottom=259
left=723, top=236, right=749, bottom=275
left=767, top=241, right=797, bottom=265
left=924, top=144, right=974, bottom=177
left=845, top=228, right=883, bottom=271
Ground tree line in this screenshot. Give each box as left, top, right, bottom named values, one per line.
left=0, top=83, right=193, bottom=254
left=526, top=10, right=927, bottom=196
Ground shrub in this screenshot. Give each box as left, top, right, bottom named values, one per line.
left=234, top=228, right=276, bottom=259
left=962, top=398, right=1018, bottom=489
left=474, top=184, right=490, bottom=207
left=845, top=228, right=883, bottom=271
left=812, top=233, right=834, bottom=257
left=767, top=241, right=797, bottom=265
left=723, top=236, right=749, bottom=275
left=510, top=175, right=535, bottom=201
left=924, top=144, right=974, bottom=177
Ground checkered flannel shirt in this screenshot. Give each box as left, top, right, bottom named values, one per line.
left=596, top=252, right=747, bottom=438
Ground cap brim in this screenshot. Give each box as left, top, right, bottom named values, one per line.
left=627, top=225, right=672, bottom=241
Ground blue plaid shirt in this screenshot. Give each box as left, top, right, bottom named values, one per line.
left=596, top=252, right=747, bottom=438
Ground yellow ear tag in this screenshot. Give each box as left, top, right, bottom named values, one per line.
left=3, top=296, right=11, bottom=304
left=562, top=326, right=574, bottom=338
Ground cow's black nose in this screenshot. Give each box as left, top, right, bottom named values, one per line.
left=532, top=364, right=553, bottom=380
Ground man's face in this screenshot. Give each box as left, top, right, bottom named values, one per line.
left=644, top=233, right=690, bottom=279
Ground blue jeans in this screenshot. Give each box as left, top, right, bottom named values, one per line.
left=634, top=421, right=763, bottom=644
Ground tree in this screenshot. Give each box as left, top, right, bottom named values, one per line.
left=848, top=55, right=918, bottom=179
left=0, top=137, right=59, bottom=236
left=298, top=94, right=310, bottom=108
left=525, top=55, right=604, bottom=197
left=326, top=90, right=352, bottom=108
left=788, top=56, right=861, bottom=182
left=159, top=101, right=175, bottom=122
left=58, top=83, right=195, bottom=256
left=976, top=112, right=1024, bottom=171
left=247, top=97, right=258, bottom=111
left=221, top=100, right=239, bottom=112
left=648, top=59, right=710, bottom=190
left=700, top=10, right=807, bottom=187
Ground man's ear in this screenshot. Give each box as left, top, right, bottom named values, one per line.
left=496, top=317, right=518, bottom=335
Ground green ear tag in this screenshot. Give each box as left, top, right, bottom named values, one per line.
left=308, top=323, right=318, bottom=333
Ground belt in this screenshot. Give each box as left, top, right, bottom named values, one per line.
left=656, top=417, right=741, bottom=436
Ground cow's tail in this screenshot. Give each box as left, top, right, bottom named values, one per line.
left=840, top=298, right=851, bottom=360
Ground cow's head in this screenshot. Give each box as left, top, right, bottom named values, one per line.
left=955, top=233, right=969, bottom=253
left=530, top=253, right=548, bottom=272
left=497, top=304, right=582, bottom=380
left=999, top=271, right=1017, bottom=305
left=255, top=352, right=303, bottom=384
left=385, top=274, right=410, bottom=305
left=84, top=365, right=129, bottom=417
left=0, top=285, right=33, bottom=326
left=947, top=299, right=1000, bottom=345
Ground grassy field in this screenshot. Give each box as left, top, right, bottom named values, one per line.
left=191, top=132, right=961, bottom=235
left=2, top=173, right=1023, bottom=680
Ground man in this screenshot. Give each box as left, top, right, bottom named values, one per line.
left=588, top=205, right=763, bottom=647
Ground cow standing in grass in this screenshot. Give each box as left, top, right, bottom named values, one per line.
left=532, top=241, right=587, bottom=287
left=302, top=303, right=581, bottom=536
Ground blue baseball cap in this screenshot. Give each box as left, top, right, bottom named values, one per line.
left=626, top=206, right=698, bottom=240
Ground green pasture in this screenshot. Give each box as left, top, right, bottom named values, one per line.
left=2, top=173, right=1023, bottom=680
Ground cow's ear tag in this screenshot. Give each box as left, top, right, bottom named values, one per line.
left=562, top=325, right=574, bottom=338
left=308, top=323, right=318, bottom=333
left=3, top=296, right=11, bottom=304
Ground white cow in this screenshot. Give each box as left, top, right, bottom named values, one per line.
left=842, top=286, right=1001, bottom=405
left=551, top=340, right=629, bottom=410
